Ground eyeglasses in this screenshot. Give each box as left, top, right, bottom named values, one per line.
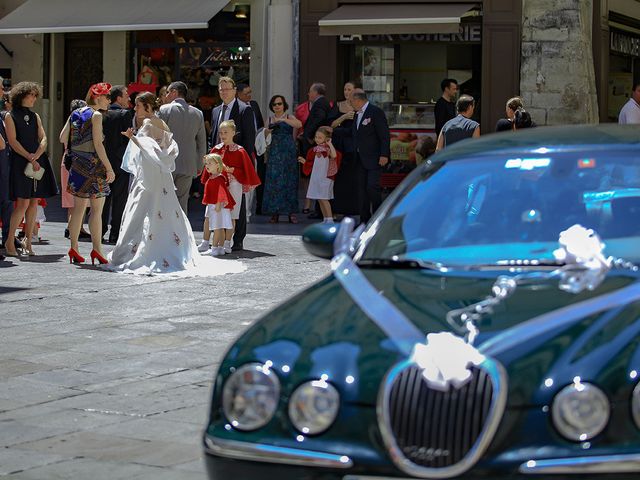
left=272, top=102, right=283, bottom=106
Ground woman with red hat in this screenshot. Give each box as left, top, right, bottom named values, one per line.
left=60, top=82, right=115, bottom=265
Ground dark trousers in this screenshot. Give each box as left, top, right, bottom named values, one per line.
left=356, top=159, right=382, bottom=224
left=233, top=194, right=247, bottom=249
left=0, top=154, right=12, bottom=244
left=102, top=170, right=130, bottom=240
left=255, top=154, right=265, bottom=215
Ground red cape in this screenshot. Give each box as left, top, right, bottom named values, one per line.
left=302, top=145, right=342, bottom=180
left=210, top=143, right=261, bottom=193
left=201, top=171, right=235, bottom=210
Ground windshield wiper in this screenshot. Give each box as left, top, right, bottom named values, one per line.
left=357, top=257, right=452, bottom=271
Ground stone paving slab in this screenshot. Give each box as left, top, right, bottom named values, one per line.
left=0, top=218, right=330, bottom=478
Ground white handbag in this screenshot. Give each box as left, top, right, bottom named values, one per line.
left=24, top=162, right=45, bottom=180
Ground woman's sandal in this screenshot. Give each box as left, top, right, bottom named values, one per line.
left=302, top=208, right=310, bottom=214
left=288, top=214, right=298, bottom=224
left=269, top=215, right=279, bottom=224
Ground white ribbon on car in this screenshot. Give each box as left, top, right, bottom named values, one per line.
left=331, top=222, right=637, bottom=391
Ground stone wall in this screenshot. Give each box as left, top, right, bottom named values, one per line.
left=520, top=0, right=599, bottom=125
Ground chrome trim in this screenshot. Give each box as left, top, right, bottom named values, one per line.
left=331, top=253, right=423, bottom=356
left=377, top=358, right=508, bottom=479
left=519, top=454, right=640, bottom=474
left=203, top=434, right=354, bottom=469
left=632, top=381, right=640, bottom=429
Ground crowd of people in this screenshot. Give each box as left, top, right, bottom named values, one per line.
left=9, top=72, right=628, bottom=272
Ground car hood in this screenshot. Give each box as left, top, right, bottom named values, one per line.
left=223, top=268, right=639, bottom=407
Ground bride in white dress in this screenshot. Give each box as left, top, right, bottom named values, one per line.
left=107, top=111, right=245, bottom=277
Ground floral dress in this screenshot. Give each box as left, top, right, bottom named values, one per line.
left=261, top=120, right=299, bottom=214
left=67, top=107, right=110, bottom=198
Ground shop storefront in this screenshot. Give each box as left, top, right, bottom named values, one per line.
left=338, top=24, right=482, bottom=175
left=131, top=9, right=250, bottom=127
left=299, top=0, right=521, bottom=185
left=607, top=28, right=640, bottom=120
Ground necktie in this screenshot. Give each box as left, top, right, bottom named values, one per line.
left=355, top=110, right=361, bottom=129
left=217, top=104, right=228, bottom=143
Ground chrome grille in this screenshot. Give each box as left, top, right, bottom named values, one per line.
left=378, top=359, right=506, bottom=478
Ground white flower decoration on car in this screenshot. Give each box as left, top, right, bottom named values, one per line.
left=412, top=332, right=486, bottom=391
left=553, top=224, right=611, bottom=293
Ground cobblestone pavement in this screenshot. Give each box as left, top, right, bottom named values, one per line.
left=0, top=202, right=331, bottom=479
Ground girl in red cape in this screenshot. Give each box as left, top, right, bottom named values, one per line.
left=298, top=126, right=342, bottom=223
left=201, top=119, right=260, bottom=253
left=201, top=153, right=235, bottom=256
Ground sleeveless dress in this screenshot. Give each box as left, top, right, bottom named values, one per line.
left=8, top=106, right=57, bottom=200
left=262, top=120, right=299, bottom=214
left=67, top=107, right=110, bottom=198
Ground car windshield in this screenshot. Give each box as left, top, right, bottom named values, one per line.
left=360, top=151, right=640, bottom=266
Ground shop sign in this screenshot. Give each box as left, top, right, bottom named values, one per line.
left=340, top=25, right=481, bottom=44
left=610, top=30, right=640, bottom=57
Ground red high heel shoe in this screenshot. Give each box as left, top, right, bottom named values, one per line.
left=68, top=248, right=85, bottom=264
left=90, top=249, right=108, bottom=265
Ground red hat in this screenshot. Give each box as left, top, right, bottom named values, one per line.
left=89, top=82, right=112, bottom=97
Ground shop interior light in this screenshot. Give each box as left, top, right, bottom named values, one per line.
left=235, top=5, right=248, bottom=19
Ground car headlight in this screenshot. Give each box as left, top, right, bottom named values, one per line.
left=632, top=382, right=640, bottom=429
left=288, top=379, right=340, bottom=435
left=551, top=380, right=609, bottom=441
left=222, top=363, right=280, bottom=431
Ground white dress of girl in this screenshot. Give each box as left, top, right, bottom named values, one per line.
left=107, top=118, right=245, bottom=276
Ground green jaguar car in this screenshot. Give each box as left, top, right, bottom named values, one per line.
left=204, top=125, right=640, bottom=479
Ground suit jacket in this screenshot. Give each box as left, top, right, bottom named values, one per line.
left=302, top=96, right=331, bottom=155
left=353, top=103, right=391, bottom=170
left=249, top=100, right=265, bottom=131
left=158, top=98, right=207, bottom=177
left=210, top=99, right=256, bottom=157
left=102, top=104, right=133, bottom=170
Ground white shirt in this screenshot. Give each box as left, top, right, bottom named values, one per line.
left=618, top=98, right=640, bottom=124
left=356, top=101, right=370, bottom=129
left=219, top=98, right=236, bottom=124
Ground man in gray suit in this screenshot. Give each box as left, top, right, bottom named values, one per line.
left=158, top=81, right=207, bottom=213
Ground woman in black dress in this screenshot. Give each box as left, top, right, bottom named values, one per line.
left=4, top=82, right=57, bottom=256
left=329, top=81, right=359, bottom=216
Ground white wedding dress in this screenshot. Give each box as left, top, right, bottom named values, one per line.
left=106, top=118, right=245, bottom=277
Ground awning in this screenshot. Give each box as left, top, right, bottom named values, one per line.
left=0, top=0, right=229, bottom=34
left=318, top=3, right=478, bottom=36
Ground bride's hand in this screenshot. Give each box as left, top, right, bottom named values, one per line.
left=106, top=170, right=115, bottom=183
left=121, top=128, right=134, bottom=139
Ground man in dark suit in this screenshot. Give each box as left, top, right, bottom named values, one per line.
left=101, top=85, right=133, bottom=243
left=237, top=83, right=265, bottom=214
left=350, top=89, right=390, bottom=224
left=302, top=82, right=331, bottom=156
left=210, top=76, right=256, bottom=251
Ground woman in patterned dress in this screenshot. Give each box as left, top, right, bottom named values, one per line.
left=261, top=95, right=302, bottom=223
left=4, top=82, right=58, bottom=257
left=60, top=82, right=115, bottom=264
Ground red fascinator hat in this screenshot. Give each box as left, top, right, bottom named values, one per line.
left=89, top=82, right=112, bottom=97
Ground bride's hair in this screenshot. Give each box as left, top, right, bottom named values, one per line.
left=136, top=92, right=161, bottom=112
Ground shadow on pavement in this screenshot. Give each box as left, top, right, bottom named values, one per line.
left=225, top=249, right=276, bottom=259
left=0, top=285, right=30, bottom=294
left=21, top=254, right=66, bottom=264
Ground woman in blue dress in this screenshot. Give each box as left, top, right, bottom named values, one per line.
left=261, top=95, right=303, bottom=223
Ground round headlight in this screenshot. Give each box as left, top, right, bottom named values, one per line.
left=632, top=382, right=640, bottom=429
left=222, top=363, right=280, bottom=431
left=551, top=381, right=609, bottom=441
left=288, top=379, right=340, bottom=435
